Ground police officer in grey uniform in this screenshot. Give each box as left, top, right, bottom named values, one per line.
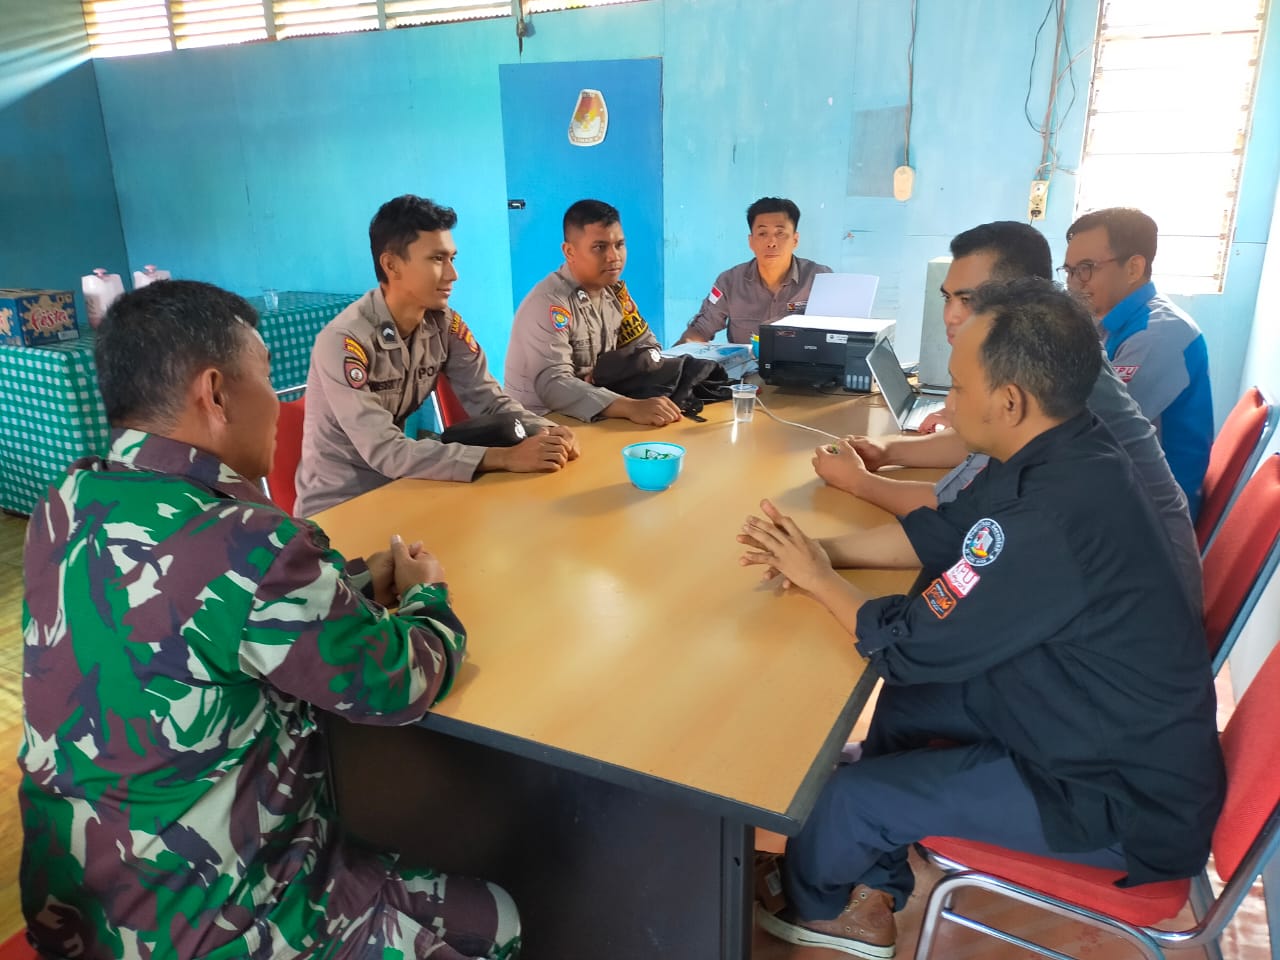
left=505, top=199, right=683, bottom=426
left=295, top=196, right=579, bottom=517
left=811, top=221, right=1203, bottom=615
left=677, top=197, right=831, bottom=345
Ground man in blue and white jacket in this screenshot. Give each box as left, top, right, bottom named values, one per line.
left=1063, top=207, right=1213, bottom=518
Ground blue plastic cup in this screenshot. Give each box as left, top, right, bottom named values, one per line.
left=621, top=442, right=686, bottom=491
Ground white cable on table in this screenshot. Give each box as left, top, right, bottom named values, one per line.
left=752, top=394, right=843, bottom=442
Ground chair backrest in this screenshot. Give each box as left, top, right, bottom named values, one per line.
left=1197, top=387, right=1278, bottom=551
left=265, top=393, right=306, bottom=515
left=1202, top=454, right=1280, bottom=672
left=1213, top=626, right=1280, bottom=881
left=434, top=371, right=469, bottom=428
left=0, top=929, right=35, bottom=960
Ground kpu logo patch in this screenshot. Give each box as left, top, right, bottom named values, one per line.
left=1113, top=364, right=1139, bottom=383
left=943, top=558, right=981, bottom=597
left=962, top=518, right=1005, bottom=567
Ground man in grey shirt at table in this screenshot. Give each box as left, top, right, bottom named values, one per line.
left=676, top=197, right=831, bottom=345
left=812, top=220, right=1203, bottom=614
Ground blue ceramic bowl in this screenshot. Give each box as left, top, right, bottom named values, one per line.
left=621, top=442, right=686, bottom=491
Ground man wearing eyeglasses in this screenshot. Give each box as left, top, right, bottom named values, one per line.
left=812, top=220, right=1202, bottom=615
left=1062, top=207, right=1213, bottom=519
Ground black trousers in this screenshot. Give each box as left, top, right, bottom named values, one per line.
left=782, top=681, right=1126, bottom=920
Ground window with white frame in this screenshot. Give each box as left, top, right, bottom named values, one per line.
left=1076, top=0, right=1268, bottom=295
left=82, top=0, right=647, bottom=56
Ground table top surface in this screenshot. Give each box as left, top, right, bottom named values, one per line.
left=315, top=386, right=934, bottom=826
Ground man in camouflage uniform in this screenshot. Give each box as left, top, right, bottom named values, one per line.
left=295, top=195, right=579, bottom=517
left=19, top=280, right=521, bottom=960
left=504, top=199, right=683, bottom=426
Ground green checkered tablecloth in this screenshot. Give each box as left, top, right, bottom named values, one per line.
left=0, top=333, right=109, bottom=514
left=0, top=292, right=358, bottom=515
left=251, top=291, right=361, bottom=392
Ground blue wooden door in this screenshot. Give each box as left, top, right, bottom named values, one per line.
left=499, top=59, right=664, bottom=334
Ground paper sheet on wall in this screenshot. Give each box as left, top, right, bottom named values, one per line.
left=806, top=273, right=880, bottom=318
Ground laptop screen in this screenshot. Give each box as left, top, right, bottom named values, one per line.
left=865, top=339, right=916, bottom=422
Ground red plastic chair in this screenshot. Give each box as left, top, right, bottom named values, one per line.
left=0, top=930, right=36, bottom=960
left=1196, top=387, right=1277, bottom=552
left=1201, top=454, right=1280, bottom=673
left=914, top=622, right=1280, bottom=960
left=433, top=371, right=469, bottom=428
left=263, top=389, right=306, bottom=515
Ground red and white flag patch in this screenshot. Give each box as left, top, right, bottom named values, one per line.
left=708, top=285, right=723, bottom=304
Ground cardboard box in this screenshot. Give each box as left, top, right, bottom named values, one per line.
left=0, top=289, right=81, bottom=347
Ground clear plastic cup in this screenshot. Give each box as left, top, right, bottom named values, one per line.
left=262, top=288, right=279, bottom=311
left=732, top=382, right=759, bottom=422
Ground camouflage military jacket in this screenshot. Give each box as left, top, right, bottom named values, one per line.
left=19, top=429, right=467, bottom=959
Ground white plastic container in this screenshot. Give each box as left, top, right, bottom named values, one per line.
left=132, top=264, right=171, bottom=289
left=81, top=268, right=124, bottom=329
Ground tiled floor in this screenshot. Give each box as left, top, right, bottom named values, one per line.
left=0, top=510, right=1271, bottom=957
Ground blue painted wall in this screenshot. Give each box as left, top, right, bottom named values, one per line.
left=87, top=0, right=1277, bottom=410
left=93, top=6, right=661, bottom=379
left=0, top=0, right=127, bottom=319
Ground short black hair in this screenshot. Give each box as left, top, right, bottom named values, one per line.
left=1067, top=207, right=1158, bottom=280
left=96, top=279, right=259, bottom=427
left=969, top=277, right=1101, bottom=420
left=369, top=195, right=458, bottom=283
left=747, top=197, right=801, bottom=231
left=563, top=199, right=620, bottom=239
left=950, top=221, right=1052, bottom=281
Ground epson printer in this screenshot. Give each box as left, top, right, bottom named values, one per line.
left=759, top=315, right=895, bottom=392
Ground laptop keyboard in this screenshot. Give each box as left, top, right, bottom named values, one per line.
left=903, top=398, right=946, bottom=432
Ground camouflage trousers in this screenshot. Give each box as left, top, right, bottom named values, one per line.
left=330, top=858, right=521, bottom=960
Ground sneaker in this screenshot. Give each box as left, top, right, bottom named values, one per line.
left=757, top=884, right=897, bottom=958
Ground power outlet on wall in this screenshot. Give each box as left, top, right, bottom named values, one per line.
left=1028, top=179, right=1049, bottom=221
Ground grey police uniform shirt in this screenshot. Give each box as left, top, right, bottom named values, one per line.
left=933, top=356, right=1203, bottom=615
left=294, top=287, right=552, bottom=517
left=680, top=255, right=832, bottom=344
left=505, top=265, right=661, bottom=422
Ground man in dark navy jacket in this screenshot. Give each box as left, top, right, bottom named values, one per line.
left=740, top=278, right=1224, bottom=959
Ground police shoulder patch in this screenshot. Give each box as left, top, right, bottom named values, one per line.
left=342, top=334, right=370, bottom=389
left=550, top=305, right=572, bottom=331
left=343, top=336, right=368, bottom=366
left=343, top=356, right=368, bottom=389
left=962, top=518, right=1005, bottom=567
left=449, top=311, right=480, bottom=354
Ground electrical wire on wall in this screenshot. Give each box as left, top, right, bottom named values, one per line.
left=1024, top=0, right=1092, bottom=204
left=893, top=0, right=919, bottom=201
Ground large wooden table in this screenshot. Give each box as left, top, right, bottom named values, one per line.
left=317, top=386, right=932, bottom=959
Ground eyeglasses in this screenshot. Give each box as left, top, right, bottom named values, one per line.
left=1058, top=258, right=1119, bottom=283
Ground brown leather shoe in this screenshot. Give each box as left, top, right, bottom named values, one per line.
left=757, top=884, right=897, bottom=958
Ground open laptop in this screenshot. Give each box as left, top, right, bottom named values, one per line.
left=865, top=338, right=946, bottom=433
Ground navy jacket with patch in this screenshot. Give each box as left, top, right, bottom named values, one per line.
left=855, top=412, right=1224, bottom=887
